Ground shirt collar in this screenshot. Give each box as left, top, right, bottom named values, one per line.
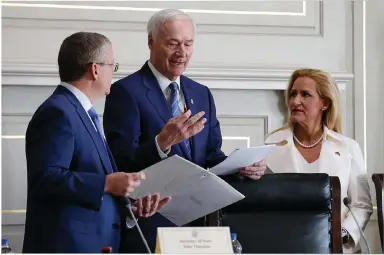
left=147, top=60, right=181, bottom=93
left=265, top=125, right=343, bottom=146
left=60, top=81, right=93, bottom=112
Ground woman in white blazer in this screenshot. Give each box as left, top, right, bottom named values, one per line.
left=264, top=68, right=373, bottom=253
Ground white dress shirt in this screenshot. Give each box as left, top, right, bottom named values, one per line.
left=147, top=61, right=185, bottom=110
left=147, top=61, right=186, bottom=159
left=60, top=82, right=135, bottom=228
left=60, top=82, right=96, bottom=131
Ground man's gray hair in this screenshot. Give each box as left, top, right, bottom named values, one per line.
left=147, top=9, right=195, bottom=39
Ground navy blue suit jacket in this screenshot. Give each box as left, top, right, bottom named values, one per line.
left=103, top=62, right=227, bottom=252
left=23, top=86, right=125, bottom=253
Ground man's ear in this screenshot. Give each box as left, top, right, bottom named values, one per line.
left=89, top=63, right=98, bottom=80
left=148, top=33, right=153, bottom=50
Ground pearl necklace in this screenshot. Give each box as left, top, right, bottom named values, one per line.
left=293, top=133, right=324, bottom=148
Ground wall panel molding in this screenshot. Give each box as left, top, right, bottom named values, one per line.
left=219, top=115, right=268, bottom=155
left=2, top=60, right=352, bottom=90
left=2, top=1, right=322, bottom=36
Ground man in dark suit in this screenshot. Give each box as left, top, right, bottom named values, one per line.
left=103, top=9, right=267, bottom=253
left=23, top=32, right=171, bottom=253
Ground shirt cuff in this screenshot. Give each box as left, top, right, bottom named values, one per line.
left=155, top=135, right=170, bottom=159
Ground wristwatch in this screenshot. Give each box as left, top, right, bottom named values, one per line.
left=342, top=228, right=350, bottom=244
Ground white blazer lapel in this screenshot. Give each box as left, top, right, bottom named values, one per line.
left=317, top=142, right=346, bottom=176
left=265, top=126, right=350, bottom=176
left=317, top=129, right=351, bottom=186
left=265, top=128, right=300, bottom=173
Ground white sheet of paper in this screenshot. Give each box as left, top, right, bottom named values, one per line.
left=128, top=155, right=245, bottom=226
left=209, top=144, right=276, bottom=176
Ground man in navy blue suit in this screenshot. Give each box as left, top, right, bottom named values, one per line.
left=23, top=32, right=171, bottom=253
left=103, top=9, right=267, bottom=253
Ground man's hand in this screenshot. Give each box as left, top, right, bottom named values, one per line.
left=104, top=172, right=145, bottom=196
left=132, top=193, right=171, bottom=218
left=239, top=159, right=267, bottom=180
left=157, top=110, right=206, bottom=151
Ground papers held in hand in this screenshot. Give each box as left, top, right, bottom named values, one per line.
left=128, top=155, right=245, bottom=226
left=128, top=144, right=275, bottom=226
left=209, top=144, right=276, bottom=176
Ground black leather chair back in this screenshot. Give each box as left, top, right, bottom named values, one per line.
left=372, top=173, right=383, bottom=251
left=216, top=173, right=341, bottom=253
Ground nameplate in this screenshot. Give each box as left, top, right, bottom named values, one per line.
left=155, top=227, right=233, bottom=254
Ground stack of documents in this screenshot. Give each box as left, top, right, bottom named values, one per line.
left=209, top=144, right=276, bottom=175
left=128, top=144, right=275, bottom=226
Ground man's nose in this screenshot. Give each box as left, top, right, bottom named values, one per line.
left=175, top=44, right=187, bottom=57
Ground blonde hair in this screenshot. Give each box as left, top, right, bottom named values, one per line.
left=270, top=68, right=342, bottom=136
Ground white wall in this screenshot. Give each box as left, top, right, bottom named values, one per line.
left=1, top=0, right=382, bottom=253
left=365, top=0, right=384, bottom=252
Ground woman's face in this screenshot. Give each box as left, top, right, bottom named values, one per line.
left=288, top=77, right=327, bottom=127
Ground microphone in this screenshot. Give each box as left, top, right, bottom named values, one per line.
left=343, top=197, right=372, bottom=253
left=123, top=196, right=132, bottom=205
left=123, top=196, right=152, bottom=254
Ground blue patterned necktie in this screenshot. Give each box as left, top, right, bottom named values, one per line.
left=169, top=82, right=191, bottom=159
left=88, top=107, right=114, bottom=172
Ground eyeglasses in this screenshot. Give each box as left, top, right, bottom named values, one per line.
left=91, top=62, right=119, bottom=72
